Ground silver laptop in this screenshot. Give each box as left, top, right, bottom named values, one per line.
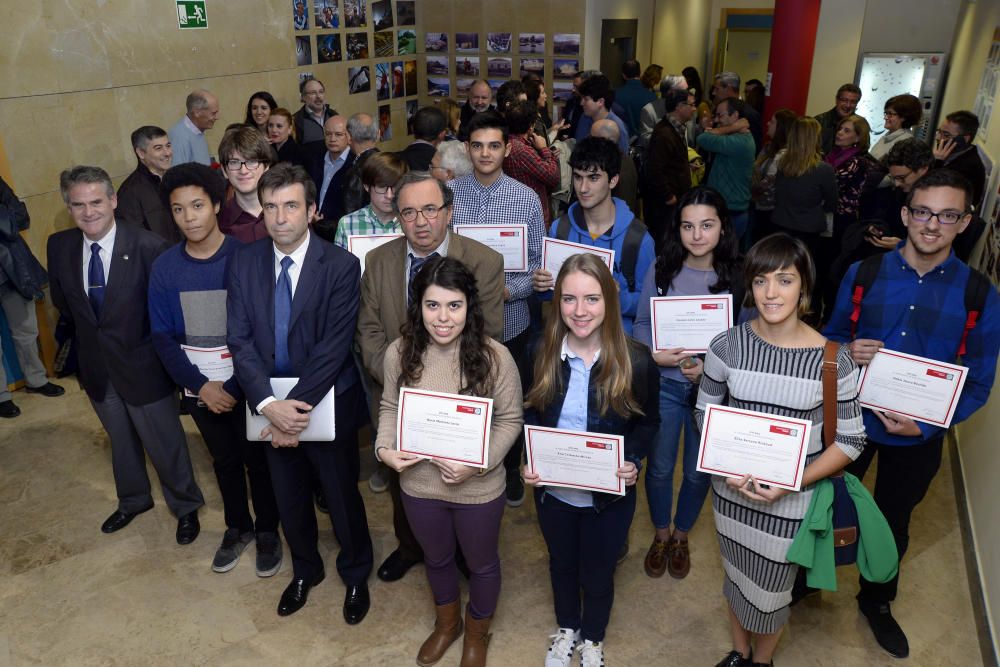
left=246, top=378, right=336, bottom=441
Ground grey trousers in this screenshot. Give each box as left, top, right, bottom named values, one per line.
left=89, top=383, right=204, bottom=517
left=0, top=284, right=48, bottom=401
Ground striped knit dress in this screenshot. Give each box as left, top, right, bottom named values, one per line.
left=695, top=322, right=866, bottom=634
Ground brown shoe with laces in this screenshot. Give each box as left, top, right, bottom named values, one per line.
left=667, top=538, right=690, bottom=579
left=643, top=537, right=668, bottom=578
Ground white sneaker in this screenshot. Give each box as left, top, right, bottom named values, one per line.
left=545, top=627, right=580, bottom=667
left=578, top=639, right=605, bottom=667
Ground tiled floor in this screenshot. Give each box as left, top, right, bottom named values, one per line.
left=0, top=384, right=989, bottom=666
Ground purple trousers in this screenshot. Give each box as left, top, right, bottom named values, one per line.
left=402, top=491, right=505, bottom=619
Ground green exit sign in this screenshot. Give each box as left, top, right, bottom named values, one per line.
left=177, top=0, right=208, bottom=29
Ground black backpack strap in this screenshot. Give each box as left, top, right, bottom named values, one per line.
left=959, top=268, right=992, bottom=357
left=619, top=217, right=648, bottom=292
left=554, top=213, right=571, bottom=240
left=849, top=254, right=884, bottom=339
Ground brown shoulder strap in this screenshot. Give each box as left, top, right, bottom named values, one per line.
left=821, top=340, right=839, bottom=450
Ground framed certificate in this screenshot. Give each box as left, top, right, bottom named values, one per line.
left=524, top=425, right=625, bottom=495
left=857, top=348, right=968, bottom=427
left=650, top=295, right=733, bottom=353
left=347, top=233, right=403, bottom=274
left=453, top=224, right=528, bottom=272
left=697, top=404, right=812, bottom=491
left=397, top=388, right=493, bottom=467
left=181, top=345, right=234, bottom=398
left=541, top=238, right=614, bottom=280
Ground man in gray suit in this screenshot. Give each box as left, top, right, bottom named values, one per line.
left=356, top=172, right=504, bottom=582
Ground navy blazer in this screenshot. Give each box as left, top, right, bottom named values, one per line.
left=47, top=222, right=175, bottom=405
left=308, top=148, right=357, bottom=241
left=226, top=232, right=361, bottom=411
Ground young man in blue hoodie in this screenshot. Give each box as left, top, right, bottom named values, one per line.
left=532, top=136, right=656, bottom=335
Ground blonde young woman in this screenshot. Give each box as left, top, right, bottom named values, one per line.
left=522, top=254, right=659, bottom=667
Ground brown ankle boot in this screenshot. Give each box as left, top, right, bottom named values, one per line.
left=459, top=606, right=492, bottom=667
left=416, top=600, right=463, bottom=666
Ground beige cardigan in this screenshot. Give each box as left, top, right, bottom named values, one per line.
left=377, top=337, right=523, bottom=504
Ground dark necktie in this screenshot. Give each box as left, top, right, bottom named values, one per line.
left=408, top=252, right=439, bottom=304
left=274, top=256, right=294, bottom=374
left=88, top=242, right=105, bottom=316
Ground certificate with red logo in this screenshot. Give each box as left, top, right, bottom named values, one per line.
left=524, top=425, right=625, bottom=496
left=857, top=348, right=968, bottom=427
left=453, top=224, right=528, bottom=272
left=697, top=405, right=812, bottom=491
left=650, top=295, right=733, bottom=353
left=397, top=388, right=493, bottom=467
left=541, top=238, right=614, bottom=280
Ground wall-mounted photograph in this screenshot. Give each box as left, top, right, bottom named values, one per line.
left=346, top=32, right=369, bottom=59
left=376, top=61, right=391, bottom=100
left=406, top=100, right=418, bottom=134
left=428, top=78, right=450, bottom=97
left=456, top=78, right=475, bottom=99
left=396, top=0, right=415, bottom=26
left=519, top=33, right=544, bottom=54
left=374, top=30, right=394, bottom=57
left=343, top=0, right=366, bottom=27
left=426, top=32, right=448, bottom=52
left=293, top=0, right=309, bottom=30
left=379, top=104, right=393, bottom=141
left=296, top=36, right=312, bottom=65
left=391, top=60, right=404, bottom=98
left=552, top=81, right=574, bottom=102
left=487, top=57, right=512, bottom=78
left=553, top=33, right=580, bottom=55
left=427, top=56, right=449, bottom=76
left=372, top=0, right=393, bottom=30
left=456, top=56, right=480, bottom=77
left=314, top=0, right=339, bottom=28
left=520, top=57, right=544, bottom=78
left=553, top=59, right=579, bottom=79
left=487, top=32, right=512, bottom=54
left=404, top=60, right=418, bottom=96
left=398, top=29, right=417, bottom=55
left=318, top=33, right=342, bottom=62
left=348, top=65, right=371, bottom=94
left=456, top=32, right=479, bottom=53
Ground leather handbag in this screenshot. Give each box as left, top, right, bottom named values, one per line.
left=821, top=340, right=860, bottom=566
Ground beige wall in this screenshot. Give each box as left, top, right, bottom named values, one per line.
left=805, top=0, right=866, bottom=116
left=583, top=0, right=654, bottom=73
left=0, top=0, right=420, bottom=264
left=649, top=0, right=711, bottom=79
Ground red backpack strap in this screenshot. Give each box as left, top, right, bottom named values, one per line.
left=958, top=269, right=992, bottom=357
left=849, top=254, right=884, bottom=340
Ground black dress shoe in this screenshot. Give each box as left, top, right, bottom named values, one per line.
left=25, top=382, right=65, bottom=397
left=860, top=600, right=909, bottom=658
left=101, top=506, right=152, bottom=534
left=0, top=400, right=20, bottom=418
left=176, top=511, right=201, bottom=545
left=343, top=583, right=370, bottom=625
left=377, top=548, right=420, bottom=582
left=277, top=571, right=325, bottom=616
left=714, top=650, right=752, bottom=667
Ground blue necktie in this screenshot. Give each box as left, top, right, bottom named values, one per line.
left=408, top=252, right=438, bottom=304
left=274, top=256, right=294, bottom=375
left=88, top=242, right=105, bottom=316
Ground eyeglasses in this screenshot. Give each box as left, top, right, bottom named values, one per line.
left=883, top=110, right=899, bottom=117
left=372, top=185, right=394, bottom=195
left=225, top=159, right=261, bottom=171
left=399, top=204, right=447, bottom=223
left=889, top=171, right=912, bottom=184
left=905, top=205, right=967, bottom=225
left=935, top=128, right=960, bottom=140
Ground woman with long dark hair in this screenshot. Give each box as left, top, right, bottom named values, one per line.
left=244, top=91, right=277, bottom=135
left=267, top=108, right=308, bottom=168
left=634, top=186, right=743, bottom=581
left=699, top=233, right=865, bottom=667
left=522, top=254, right=659, bottom=667
left=752, top=108, right=797, bottom=240
left=375, top=257, right=523, bottom=667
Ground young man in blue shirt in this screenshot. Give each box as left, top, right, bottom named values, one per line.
left=825, top=169, right=1000, bottom=659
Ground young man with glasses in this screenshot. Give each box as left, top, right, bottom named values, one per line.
left=815, top=83, right=864, bottom=155
left=824, top=168, right=999, bottom=659
left=218, top=126, right=273, bottom=243
left=333, top=151, right=408, bottom=249
left=932, top=110, right=986, bottom=211
left=356, top=172, right=504, bottom=582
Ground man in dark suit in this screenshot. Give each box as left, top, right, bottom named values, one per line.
left=226, top=163, right=373, bottom=622
left=397, top=106, right=447, bottom=171
left=356, top=171, right=504, bottom=582
left=47, top=165, right=204, bottom=542
left=340, top=112, right=380, bottom=217
left=116, top=126, right=182, bottom=243
left=308, top=115, right=355, bottom=243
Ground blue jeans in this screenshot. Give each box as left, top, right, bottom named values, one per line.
left=644, top=376, right=711, bottom=531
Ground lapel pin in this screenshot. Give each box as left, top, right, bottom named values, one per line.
left=122, top=254, right=129, bottom=260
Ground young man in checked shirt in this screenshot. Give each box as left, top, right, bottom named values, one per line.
left=449, top=110, right=545, bottom=506
left=825, top=169, right=999, bottom=659
left=333, top=152, right=408, bottom=249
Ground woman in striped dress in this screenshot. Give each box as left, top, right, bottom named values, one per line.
left=696, top=233, right=866, bottom=667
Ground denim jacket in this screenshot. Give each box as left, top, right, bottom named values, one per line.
left=525, top=338, right=660, bottom=513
